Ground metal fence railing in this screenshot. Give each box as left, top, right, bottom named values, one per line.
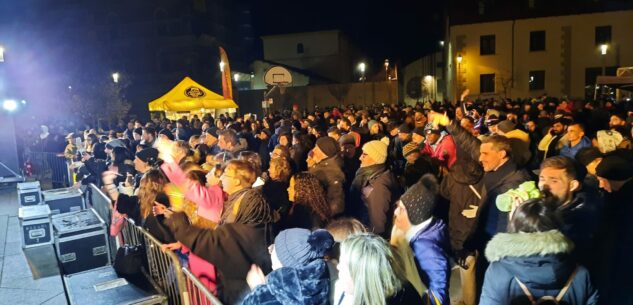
left=86, top=184, right=119, bottom=262
left=182, top=268, right=223, bottom=305
left=121, top=218, right=188, bottom=305
left=23, top=151, right=72, bottom=189
left=84, top=184, right=222, bottom=305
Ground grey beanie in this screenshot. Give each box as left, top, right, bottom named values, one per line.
left=274, top=228, right=334, bottom=268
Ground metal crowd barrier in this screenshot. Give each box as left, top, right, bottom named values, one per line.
left=182, top=268, right=223, bottom=305
left=86, top=183, right=119, bottom=262
left=85, top=184, right=222, bottom=305
left=23, top=151, right=72, bottom=189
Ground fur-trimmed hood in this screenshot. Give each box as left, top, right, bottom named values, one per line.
left=485, top=230, right=574, bottom=263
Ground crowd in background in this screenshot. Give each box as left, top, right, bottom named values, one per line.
left=23, top=95, right=633, bottom=305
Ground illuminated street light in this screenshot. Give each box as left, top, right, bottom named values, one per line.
left=600, top=44, right=608, bottom=55
left=456, top=54, right=463, bottom=63
left=439, top=41, right=445, bottom=47
left=234, top=73, right=239, bottom=82
left=358, top=62, right=366, bottom=73
left=68, top=85, right=72, bottom=90
left=0, top=46, right=4, bottom=62
left=3, top=100, right=17, bottom=112
left=424, top=75, right=433, bottom=82
left=219, top=61, right=225, bottom=72
left=112, top=72, right=120, bottom=83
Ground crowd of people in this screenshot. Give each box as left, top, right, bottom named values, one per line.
left=50, top=95, right=633, bottom=305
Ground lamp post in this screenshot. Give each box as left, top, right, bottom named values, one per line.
left=456, top=54, right=463, bottom=99
left=112, top=72, right=120, bottom=83
left=384, top=59, right=390, bottom=81
left=596, top=44, right=608, bottom=100
left=358, top=62, right=366, bottom=82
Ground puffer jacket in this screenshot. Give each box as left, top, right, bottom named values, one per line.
left=409, top=218, right=451, bottom=305
left=480, top=230, right=599, bottom=305
left=309, top=156, right=346, bottom=216
left=240, top=259, right=330, bottom=305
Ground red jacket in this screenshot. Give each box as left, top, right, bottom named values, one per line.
left=421, top=134, right=457, bottom=168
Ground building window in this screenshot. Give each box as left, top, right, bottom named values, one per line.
left=296, top=43, right=304, bottom=54
left=530, top=31, right=545, bottom=51
left=529, top=70, right=545, bottom=91
left=595, top=26, right=611, bottom=45
left=585, top=67, right=602, bottom=86
left=480, top=74, right=495, bottom=93
left=480, top=35, right=495, bottom=55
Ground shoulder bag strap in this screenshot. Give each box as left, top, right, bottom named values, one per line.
left=468, top=184, right=482, bottom=200
left=556, top=267, right=579, bottom=301
left=514, top=277, right=537, bottom=305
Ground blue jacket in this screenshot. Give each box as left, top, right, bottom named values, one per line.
left=480, top=230, right=599, bottom=305
left=240, top=259, right=330, bottom=305
left=560, top=136, right=592, bottom=159
left=409, top=218, right=451, bottom=305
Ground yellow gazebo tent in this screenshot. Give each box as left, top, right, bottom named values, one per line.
left=148, top=76, right=238, bottom=119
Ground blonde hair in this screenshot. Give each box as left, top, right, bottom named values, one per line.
left=225, top=159, right=256, bottom=186
left=341, top=233, right=406, bottom=305
left=138, top=169, right=168, bottom=219
left=326, top=218, right=367, bottom=242
left=269, top=157, right=292, bottom=182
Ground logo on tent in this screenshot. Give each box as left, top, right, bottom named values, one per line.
left=185, top=86, right=206, bottom=98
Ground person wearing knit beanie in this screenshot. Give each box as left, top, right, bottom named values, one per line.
left=393, top=174, right=450, bottom=305
left=403, top=141, right=420, bottom=158
left=397, top=174, right=439, bottom=225
left=242, top=229, right=334, bottom=305
left=135, top=147, right=159, bottom=169
left=595, top=155, right=633, bottom=193
left=272, top=228, right=334, bottom=268
left=315, top=136, right=340, bottom=158
left=361, top=140, right=388, bottom=165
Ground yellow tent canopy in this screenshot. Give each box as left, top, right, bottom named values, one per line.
left=148, top=76, right=238, bottom=112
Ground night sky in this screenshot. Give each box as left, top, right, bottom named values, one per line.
left=250, top=0, right=445, bottom=65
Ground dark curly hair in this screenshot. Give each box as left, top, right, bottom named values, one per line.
left=292, top=172, right=331, bottom=222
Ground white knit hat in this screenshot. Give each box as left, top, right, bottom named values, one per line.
left=362, top=140, right=388, bottom=164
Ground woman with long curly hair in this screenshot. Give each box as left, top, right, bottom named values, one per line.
left=282, top=171, right=332, bottom=230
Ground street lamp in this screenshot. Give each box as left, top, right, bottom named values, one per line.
left=600, top=44, right=608, bottom=56
left=234, top=73, right=239, bottom=82
left=0, top=46, right=4, bottom=63
left=2, top=100, right=17, bottom=112
left=219, top=61, right=225, bottom=72
left=456, top=54, right=463, bottom=97
left=358, top=62, right=366, bottom=82
left=112, top=72, right=119, bottom=83
left=384, top=59, right=390, bottom=81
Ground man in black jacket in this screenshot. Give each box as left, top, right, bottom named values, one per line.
left=349, top=140, right=401, bottom=238
left=435, top=113, right=529, bottom=299
left=308, top=136, right=346, bottom=216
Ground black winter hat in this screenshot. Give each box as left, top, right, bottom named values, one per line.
left=400, top=174, right=439, bottom=224
left=135, top=148, right=159, bottom=166
left=596, top=155, right=633, bottom=181
left=315, top=136, right=340, bottom=157
left=159, top=129, right=175, bottom=141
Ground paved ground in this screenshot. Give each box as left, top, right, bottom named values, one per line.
left=0, top=187, right=67, bottom=305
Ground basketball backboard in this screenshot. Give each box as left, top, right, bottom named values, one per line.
left=264, top=66, right=293, bottom=86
